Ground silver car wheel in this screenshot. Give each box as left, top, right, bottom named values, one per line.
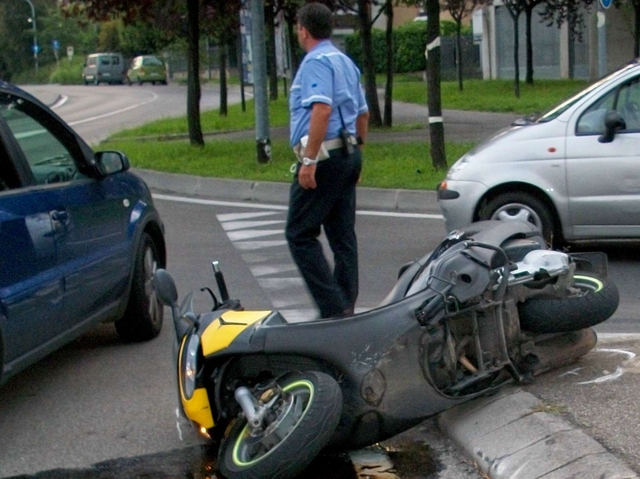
left=143, top=246, right=162, bottom=327
left=491, top=203, right=543, bottom=230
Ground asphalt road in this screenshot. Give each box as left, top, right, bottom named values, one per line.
left=0, top=195, right=480, bottom=478
left=0, top=84, right=483, bottom=478
left=21, top=83, right=239, bottom=146
left=5, top=83, right=639, bottom=478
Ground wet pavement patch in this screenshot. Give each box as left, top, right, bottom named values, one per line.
left=4, top=446, right=357, bottom=479
left=380, top=442, right=438, bottom=479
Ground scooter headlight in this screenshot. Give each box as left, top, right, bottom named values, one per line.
left=181, top=334, right=200, bottom=400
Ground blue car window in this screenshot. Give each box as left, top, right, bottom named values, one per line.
left=0, top=98, right=87, bottom=185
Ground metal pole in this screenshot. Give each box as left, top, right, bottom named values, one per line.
left=249, top=0, right=271, bottom=163
left=22, top=0, right=38, bottom=76
left=597, top=2, right=606, bottom=77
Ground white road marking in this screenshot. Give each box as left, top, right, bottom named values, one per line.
left=217, top=211, right=282, bottom=221
left=154, top=193, right=443, bottom=219
left=221, top=220, right=285, bottom=231
left=227, top=229, right=284, bottom=241
left=50, top=94, right=68, bottom=109
left=67, top=92, right=159, bottom=126
left=576, top=348, right=637, bottom=385
left=233, top=240, right=288, bottom=250
left=250, top=264, right=299, bottom=276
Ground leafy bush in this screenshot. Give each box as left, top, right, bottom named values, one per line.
left=49, top=57, right=85, bottom=84
left=345, top=21, right=472, bottom=74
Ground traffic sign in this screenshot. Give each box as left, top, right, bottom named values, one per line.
left=52, top=39, right=60, bottom=50
left=31, top=44, right=40, bottom=54
left=600, top=0, right=612, bottom=9
left=67, top=46, right=74, bottom=60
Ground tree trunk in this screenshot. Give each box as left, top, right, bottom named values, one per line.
left=357, top=0, right=382, bottom=127
left=286, top=16, right=300, bottom=79
left=426, top=0, right=446, bottom=170
left=265, top=2, right=278, bottom=101
left=525, top=7, right=534, bottom=85
left=237, top=35, right=247, bottom=112
left=187, top=0, right=204, bottom=146
left=635, top=2, right=640, bottom=58
left=456, top=21, right=463, bottom=92
left=219, top=43, right=228, bottom=117
left=383, top=0, right=393, bottom=128
left=513, top=13, right=521, bottom=98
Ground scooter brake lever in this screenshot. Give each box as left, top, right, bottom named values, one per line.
left=200, top=287, right=220, bottom=310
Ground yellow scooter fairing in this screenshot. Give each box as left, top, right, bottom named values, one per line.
left=177, top=310, right=273, bottom=432
left=200, top=310, right=273, bottom=356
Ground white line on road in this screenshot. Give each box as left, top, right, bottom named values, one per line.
left=51, top=94, right=68, bottom=109
left=153, top=193, right=444, bottom=219
left=67, top=91, right=159, bottom=126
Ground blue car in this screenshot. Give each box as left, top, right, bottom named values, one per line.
left=0, top=82, right=166, bottom=384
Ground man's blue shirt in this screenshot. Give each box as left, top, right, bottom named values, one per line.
left=289, top=40, right=368, bottom=147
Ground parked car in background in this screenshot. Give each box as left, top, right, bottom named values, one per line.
left=0, top=81, right=166, bottom=385
left=438, top=58, right=640, bottom=246
left=126, top=55, right=168, bottom=85
left=82, top=52, right=126, bottom=85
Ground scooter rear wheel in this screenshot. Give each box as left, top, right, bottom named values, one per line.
left=518, top=273, right=619, bottom=333
left=218, top=371, right=342, bottom=479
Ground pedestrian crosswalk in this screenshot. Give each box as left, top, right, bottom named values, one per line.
left=217, top=210, right=317, bottom=322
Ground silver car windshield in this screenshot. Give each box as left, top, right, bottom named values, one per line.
left=537, top=62, right=639, bottom=123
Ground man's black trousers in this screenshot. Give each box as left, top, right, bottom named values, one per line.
left=285, top=148, right=363, bottom=318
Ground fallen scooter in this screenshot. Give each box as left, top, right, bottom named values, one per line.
left=153, top=220, right=619, bottom=479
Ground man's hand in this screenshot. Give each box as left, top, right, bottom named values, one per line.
left=298, top=164, right=317, bottom=189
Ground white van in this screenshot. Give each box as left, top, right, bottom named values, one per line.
left=82, top=53, right=125, bottom=85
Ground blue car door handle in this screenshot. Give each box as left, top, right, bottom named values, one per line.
left=51, top=209, right=70, bottom=230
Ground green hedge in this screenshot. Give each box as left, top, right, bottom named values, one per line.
left=49, top=57, right=85, bottom=85
left=345, top=20, right=471, bottom=74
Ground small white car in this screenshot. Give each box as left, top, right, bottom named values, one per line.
left=438, top=59, right=640, bottom=245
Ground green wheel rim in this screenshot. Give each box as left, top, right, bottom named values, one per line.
left=573, top=275, right=604, bottom=293
left=232, top=379, right=315, bottom=467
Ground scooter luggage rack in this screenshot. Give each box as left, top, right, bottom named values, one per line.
left=435, top=300, right=525, bottom=396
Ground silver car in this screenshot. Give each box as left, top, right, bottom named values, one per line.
left=438, top=59, right=640, bottom=245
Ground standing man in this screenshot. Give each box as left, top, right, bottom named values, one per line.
left=286, top=2, right=369, bottom=319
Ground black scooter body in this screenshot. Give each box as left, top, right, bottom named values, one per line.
left=195, top=220, right=553, bottom=449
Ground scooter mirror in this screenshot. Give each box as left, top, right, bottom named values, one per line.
left=153, top=269, right=178, bottom=307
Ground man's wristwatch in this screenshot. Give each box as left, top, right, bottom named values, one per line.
left=302, top=157, right=319, bottom=166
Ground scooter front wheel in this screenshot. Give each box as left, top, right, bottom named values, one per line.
left=218, top=371, right=342, bottom=479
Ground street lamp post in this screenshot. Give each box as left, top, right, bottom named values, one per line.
left=22, top=0, right=38, bottom=75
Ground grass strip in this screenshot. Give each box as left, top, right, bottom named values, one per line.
left=103, top=137, right=476, bottom=190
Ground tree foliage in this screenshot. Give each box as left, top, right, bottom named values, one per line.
left=539, top=0, right=595, bottom=43
left=98, top=20, right=121, bottom=51
left=62, top=0, right=242, bottom=147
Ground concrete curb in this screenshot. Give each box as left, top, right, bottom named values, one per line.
left=438, top=387, right=638, bottom=479
left=132, top=168, right=442, bottom=215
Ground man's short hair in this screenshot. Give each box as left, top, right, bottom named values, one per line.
left=297, top=3, right=333, bottom=40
